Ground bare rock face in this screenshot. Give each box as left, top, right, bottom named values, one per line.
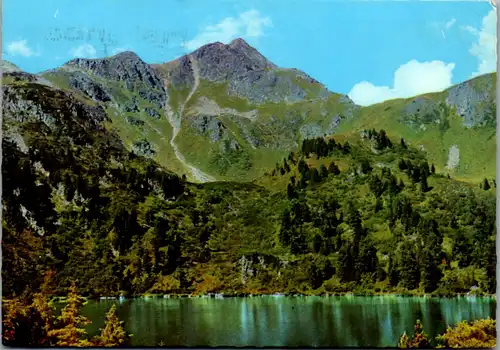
left=66, top=51, right=164, bottom=90
left=192, top=39, right=276, bottom=81
left=190, top=115, right=227, bottom=143
left=2, top=84, right=109, bottom=133
left=67, top=71, right=112, bottom=102
left=445, top=75, right=495, bottom=127
left=162, top=38, right=333, bottom=104
left=62, top=52, right=167, bottom=110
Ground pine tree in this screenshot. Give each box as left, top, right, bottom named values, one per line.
left=309, top=168, right=320, bottom=184
left=94, top=305, right=128, bottom=347
left=483, top=178, right=491, bottom=190
left=359, top=159, right=372, bottom=174
left=420, top=177, right=429, bottom=193
left=47, top=282, right=92, bottom=347
left=388, top=255, right=399, bottom=287
left=400, top=138, right=407, bottom=149
left=420, top=232, right=443, bottom=293
left=342, top=142, right=351, bottom=154
left=398, top=242, right=420, bottom=290
left=337, top=245, right=355, bottom=282
left=431, top=164, right=435, bottom=174
left=287, top=183, right=297, bottom=200
left=298, top=159, right=309, bottom=175
left=328, top=161, right=340, bottom=175
left=319, top=164, right=328, bottom=179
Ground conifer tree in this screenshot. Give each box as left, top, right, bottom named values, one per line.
left=47, top=282, right=91, bottom=347
left=309, top=168, right=320, bottom=184
left=319, top=164, right=328, bottom=179
left=328, top=161, right=340, bottom=175
left=431, top=164, right=435, bottom=174
left=400, top=138, right=407, bottom=149
left=287, top=183, right=297, bottom=200
left=483, top=178, right=491, bottom=191
left=94, top=305, right=128, bottom=347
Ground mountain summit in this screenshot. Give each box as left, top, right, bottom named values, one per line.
left=24, top=40, right=495, bottom=183
left=155, top=38, right=333, bottom=104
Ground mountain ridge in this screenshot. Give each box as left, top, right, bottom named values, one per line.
left=3, top=38, right=495, bottom=183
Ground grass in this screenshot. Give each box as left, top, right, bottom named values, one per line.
left=336, top=81, right=496, bottom=184
left=39, top=65, right=495, bottom=185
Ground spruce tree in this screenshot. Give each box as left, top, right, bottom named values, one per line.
left=94, top=305, right=128, bottom=347
left=287, top=183, right=297, bottom=200
left=319, top=164, right=328, bottom=179
left=309, top=168, right=320, bottom=184
left=328, top=161, right=340, bottom=175
left=483, top=178, right=491, bottom=190
left=400, top=137, right=407, bottom=149
left=47, top=283, right=91, bottom=347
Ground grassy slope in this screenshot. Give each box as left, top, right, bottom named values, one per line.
left=42, top=67, right=496, bottom=184
left=337, top=74, right=496, bottom=184
left=42, top=70, right=188, bottom=177
left=176, top=77, right=354, bottom=181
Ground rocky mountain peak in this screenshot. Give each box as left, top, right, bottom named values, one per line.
left=65, top=51, right=164, bottom=91
left=191, top=38, right=276, bottom=82
left=1, top=60, right=21, bottom=73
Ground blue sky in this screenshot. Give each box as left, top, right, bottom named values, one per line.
left=3, top=0, right=497, bottom=105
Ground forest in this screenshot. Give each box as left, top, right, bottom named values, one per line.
left=2, top=122, right=496, bottom=299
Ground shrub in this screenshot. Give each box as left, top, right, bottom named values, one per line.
left=436, top=318, right=496, bottom=348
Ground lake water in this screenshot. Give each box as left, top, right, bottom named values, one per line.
left=82, top=295, right=496, bottom=347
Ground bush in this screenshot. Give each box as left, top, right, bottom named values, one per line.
left=436, top=318, right=496, bottom=348
left=397, top=320, right=430, bottom=348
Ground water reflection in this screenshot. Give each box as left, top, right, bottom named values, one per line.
left=82, top=296, right=496, bottom=347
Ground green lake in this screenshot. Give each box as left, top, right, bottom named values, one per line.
left=81, top=295, right=496, bottom=347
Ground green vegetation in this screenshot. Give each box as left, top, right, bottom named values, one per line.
left=337, top=74, right=496, bottom=184
left=398, top=318, right=496, bottom=348
left=3, top=84, right=495, bottom=299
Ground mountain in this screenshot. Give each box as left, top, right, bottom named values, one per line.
left=337, top=73, right=496, bottom=183
left=2, top=78, right=496, bottom=297
left=1, top=48, right=496, bottom=302
left=37, top=39, right=358, bottom=182
left=1, top=59, right=22, bottom=73
left=32, top=39, right=495, bottom=183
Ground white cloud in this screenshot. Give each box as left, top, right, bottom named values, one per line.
left=111, top=47, right=128, bottom=55
left=445, top=18, right=457, bottom=29
left=348, top=60, right=455, bottom=106
left=182, top=9, right=272, bottom=51
left=70, top=44, right=97, bottom=58
left=465, top=9, right=497, bottom=77
left=6, top=40, right=36, bottom=57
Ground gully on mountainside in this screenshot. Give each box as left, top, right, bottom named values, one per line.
left=164, top=54, right=215, bottom=183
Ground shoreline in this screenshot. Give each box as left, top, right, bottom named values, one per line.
left=43, top=291, right=497, bottom=303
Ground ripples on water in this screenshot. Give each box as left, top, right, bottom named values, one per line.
left=82, top=295, right=496, bottom=347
